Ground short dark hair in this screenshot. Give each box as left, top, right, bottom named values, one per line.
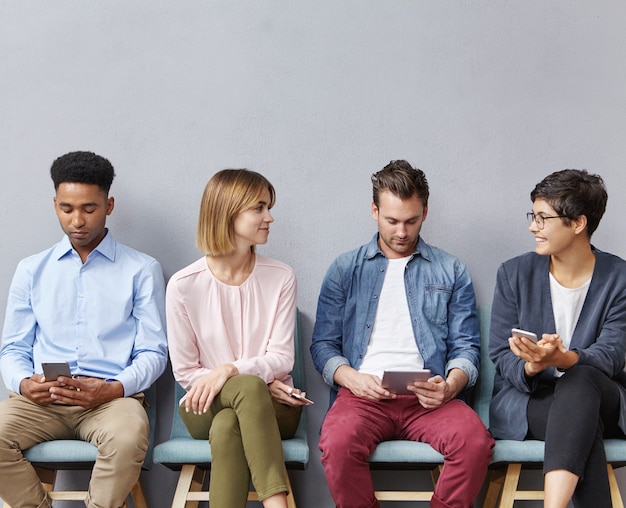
left=530, top=169, right=607, bottom=237
left=50, top=151, right=116, bottom=193
left=371, top=160, right=429, bottom=207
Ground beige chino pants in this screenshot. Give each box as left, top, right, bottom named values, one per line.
left=0, top=392, right=148, bottom=508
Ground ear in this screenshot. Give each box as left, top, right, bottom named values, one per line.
left=573, top=214, right=587, bottom=235
left=106, top=196, right=115, bottom=216
left=422, top=205, right=429, bottom=222
left=371, top=201, right=379, bottom=221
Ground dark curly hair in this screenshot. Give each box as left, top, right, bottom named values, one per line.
left=50, top=151, right=116, bottom=193
left=531, top=169, right=607, bottom=238
left=371, top=160, right=429, bottom=207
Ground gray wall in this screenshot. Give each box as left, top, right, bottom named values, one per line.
left=2, top=1, right=626, bottom=507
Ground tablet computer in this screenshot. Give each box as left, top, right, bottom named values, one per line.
left=381, top=369, right=431, bottom=395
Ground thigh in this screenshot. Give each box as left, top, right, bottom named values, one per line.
left=401, top=399, right=487, bottom=449
left=527, top=386, right=554, bottom=440
left=181, top=376, right=275, bottom=440
left=321, top=388, right=396, bottom=449
left=272, top=399, right=302, bottom=440
left=529, top=366, right=624, bottom=440
left=77, top=395, right=148, bottom=449
left=0, top=393, right=74, bottom=448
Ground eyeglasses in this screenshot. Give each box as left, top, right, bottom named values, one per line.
left=526, top=212, right=567, bottom=230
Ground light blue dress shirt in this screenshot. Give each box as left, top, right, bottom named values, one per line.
left=0, top=231, right=168, bottom=396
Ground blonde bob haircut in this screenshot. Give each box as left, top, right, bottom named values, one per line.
left=196, top=169, right=276, bottom=256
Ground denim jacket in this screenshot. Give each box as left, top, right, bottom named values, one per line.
left=310, top=233, right=480, bottom=406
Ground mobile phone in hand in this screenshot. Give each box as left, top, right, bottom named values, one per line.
left=511, top=328, right=538, bottom=343
left=42, top=362, right=71, bottom=381
left=290, top=392, right=314, bottom=405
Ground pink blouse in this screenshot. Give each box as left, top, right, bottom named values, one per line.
left=166, top=254, right=297, bottom=391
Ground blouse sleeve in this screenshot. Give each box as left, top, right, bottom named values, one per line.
left=166, top=275, right=212, bottom=391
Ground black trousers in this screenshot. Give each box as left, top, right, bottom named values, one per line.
left=527, top=365, right=624, bottom=508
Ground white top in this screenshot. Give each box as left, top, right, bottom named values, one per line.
left=550, top=272, right=591, bottom=377
left=358, top=257, right=424, bottom=378
left=166, top=254, right=297, bottom=391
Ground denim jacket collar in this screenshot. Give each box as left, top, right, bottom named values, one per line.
left=364, top=233, right=432, bottom=263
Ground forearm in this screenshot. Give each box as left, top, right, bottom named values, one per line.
left=445, top=368, right=469, bottom=399
left=333, top=364, right=360, bottom=389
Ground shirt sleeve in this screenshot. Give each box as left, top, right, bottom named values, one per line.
left=489, top=262, right=534, bottom=393
left=310, top=260, right=351, bottom=388
left=0, top=261, right=39, bottom=393
left=108, top=259, right=168, bottom=396
left=443, top=261, right=480, bottom=388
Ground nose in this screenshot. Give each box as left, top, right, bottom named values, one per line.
left=265, top=210, right=274, bottom=223
left=71, top=211, right=86, bottom=228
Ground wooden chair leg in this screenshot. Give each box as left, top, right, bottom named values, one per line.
left=285, top=467, right=297, bottom=508
left=171, top=465, right=206, bottom=508
left=130, top=480, right=148, bottom=508
left=431, top=464, right=443, bottom=486
left=483, top=469, right=505, bottom=508
left=34, top=467, right=56, bottom=493
left=609, top=464, right=624, bottom=508
left=499, top=463, right=522, bottom=508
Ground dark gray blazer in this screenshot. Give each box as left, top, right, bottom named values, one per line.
left=489, top=248, right=626, bottom=440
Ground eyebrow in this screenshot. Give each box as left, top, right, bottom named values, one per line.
left=58, top=201, right=100, bottom=207
left=383, top=213, right=421, bottom=221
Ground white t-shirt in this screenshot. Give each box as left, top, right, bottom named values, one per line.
left=358, top=257, right=424, bottom=378
left=550, top=272, right=591, bottom=377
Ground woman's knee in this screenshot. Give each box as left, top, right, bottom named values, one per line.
left=226, top=374, right=269, bottom=398
left=556, top=365, right=605, bottom=396
left=209, top=408, right=240, bottom=440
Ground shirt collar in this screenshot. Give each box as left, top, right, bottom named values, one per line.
left=364, top=233, right=431, bottom=262
left=53, top=229, right=115, bottom=262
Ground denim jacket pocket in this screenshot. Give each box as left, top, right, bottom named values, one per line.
left=424, top=284, right=453, bottom=325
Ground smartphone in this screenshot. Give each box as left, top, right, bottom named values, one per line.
left=290, top=392, right=314, bottom=405
left=42, top=362, right=71, bottom=381
left=511, top=328, right=538, bottom=343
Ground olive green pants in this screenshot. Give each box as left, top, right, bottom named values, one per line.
left=180, top=375, right=301, bottom=508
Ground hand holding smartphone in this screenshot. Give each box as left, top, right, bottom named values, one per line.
left=290, top=391, right=314, bottom=405
left=511, top=328, right=538, bottom=343
left=42, top=362, right=71, bottom=381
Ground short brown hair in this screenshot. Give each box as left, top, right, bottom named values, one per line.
left=196, top=169, right=276, bottom=256
left=371, top=160, right=429, bottom=207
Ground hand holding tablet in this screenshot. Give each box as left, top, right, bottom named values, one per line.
left=381, top=369, right=431, bottom=395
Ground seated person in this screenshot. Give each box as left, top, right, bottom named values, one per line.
left=489, top=169, right=626, bottom=508
left=310, top=160, right=494, bottom=508
left=166, top=169, right=309, bottom=508
left=0, top=151, right=168, bottom=508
